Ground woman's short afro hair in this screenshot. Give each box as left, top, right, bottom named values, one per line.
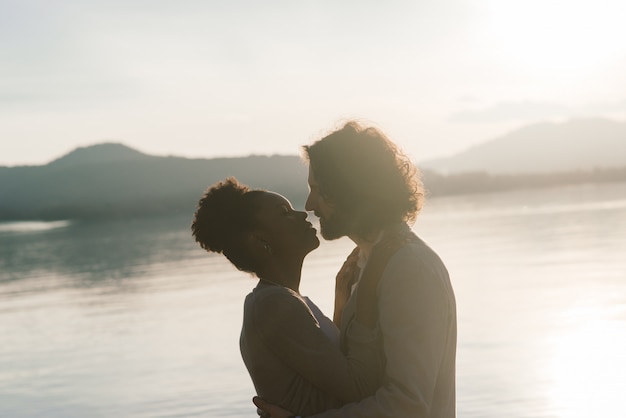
left=191, top=177, right=264, bottom=273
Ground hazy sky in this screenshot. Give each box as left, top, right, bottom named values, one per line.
left=1, top=0, right=625, bottom=166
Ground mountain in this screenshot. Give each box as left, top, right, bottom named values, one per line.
left=2, top=119, right=626, bottom=222
left=0, top=145, right=308, bottom=221
left=420, top=118, right=626, bottom=174
left=48, top=143, right=153, bottom=167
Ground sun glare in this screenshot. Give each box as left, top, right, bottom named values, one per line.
left=482, top=0, right=625, bottom=78
left=545, top=306, right=626, bottom=417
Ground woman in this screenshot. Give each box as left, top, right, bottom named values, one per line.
left=191, top=177, right=381, bottom=416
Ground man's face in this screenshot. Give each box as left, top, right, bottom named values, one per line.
left=305, top=167, right=350, bottom=240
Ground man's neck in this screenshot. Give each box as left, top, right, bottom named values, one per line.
left=349, top=223, right=409, bottom=259
left=349, top=230, right=382, bottom=261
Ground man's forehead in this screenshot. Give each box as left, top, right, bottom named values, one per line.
left=307, top=167, right=318, bottom=185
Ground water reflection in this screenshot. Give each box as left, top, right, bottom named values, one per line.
left=0, top=220, right=72, bottom=233
left=546, top=307, right=626, bottom=418
left=417, top=182, right=626, bottom=418
left=0, top=215, right=199, bottom=286
left=1, top=183, right=626, bottom=417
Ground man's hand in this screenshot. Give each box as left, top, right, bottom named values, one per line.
left=253, top=397, right=295, bottom=418
left=333, top=246, right=360, bottom=325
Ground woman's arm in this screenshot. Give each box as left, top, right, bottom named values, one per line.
left=253, top=288, right=382, bottom=404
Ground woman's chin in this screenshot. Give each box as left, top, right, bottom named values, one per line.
left=307, top=237, right=321, bottom=253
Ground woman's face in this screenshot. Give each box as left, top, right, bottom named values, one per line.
left=253, top=192, right=320, bottom=258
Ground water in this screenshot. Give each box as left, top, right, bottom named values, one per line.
left=1, top=182, right=625, bottom=418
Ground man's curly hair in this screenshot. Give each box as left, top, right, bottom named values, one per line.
left=303, top=121, right=423, bottom=238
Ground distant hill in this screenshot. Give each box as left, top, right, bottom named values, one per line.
left=0, top=144, right=308, bottom=221
left=420, top=118, right=626, bottom=174
left=2, top=123, right=626, bottom=221
left=49, top=143, right=153, bottom=168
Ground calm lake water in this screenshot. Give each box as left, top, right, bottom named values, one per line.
left=1, top=182, right=625, bottom=418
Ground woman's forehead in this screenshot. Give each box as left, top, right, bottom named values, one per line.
left=256, top=191, right=292, bottom=208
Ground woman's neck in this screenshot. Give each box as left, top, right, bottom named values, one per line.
left=257, top=257, right=304, bottom=293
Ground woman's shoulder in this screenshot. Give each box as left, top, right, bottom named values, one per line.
left=249, top=282, right=299, bottom=302
left=246, top=283, right=308, bottom=316
left=244, top=284, right=319, bottom=338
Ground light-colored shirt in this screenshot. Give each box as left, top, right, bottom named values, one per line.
left=240, top=283, right=383, bottom=417
left=302, top=296, right=340, bottom=347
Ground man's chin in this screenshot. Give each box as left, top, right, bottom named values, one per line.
left=320, top=230, right=342, bottom=240
left=319, top=219, right=348, bottom=241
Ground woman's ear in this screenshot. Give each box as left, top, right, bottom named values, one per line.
left=245, top=232, right=272, bottom=258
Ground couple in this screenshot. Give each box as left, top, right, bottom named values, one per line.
left=192, top=122, right=457, bottom=417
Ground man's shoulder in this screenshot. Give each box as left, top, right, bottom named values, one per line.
left=380, top=233, right=451, bottom=291
left=378, top=235, right=456, bottom=312
left=392, top=234, right=446, bottom=268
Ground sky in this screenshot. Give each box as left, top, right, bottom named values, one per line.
left=1, top=0, right=625, bottom=166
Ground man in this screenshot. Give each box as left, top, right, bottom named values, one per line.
left=255, top=121, right=457, bottom=417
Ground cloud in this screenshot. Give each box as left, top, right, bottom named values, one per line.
left=0, top=79, right=140, bottom=110
left=0, top=1, right=143, bottom=109
left=584, top=98, right=626, bottom=113
left=449, top=99, right=626, bottom=123
left=449, top=100, right=572, bottom=123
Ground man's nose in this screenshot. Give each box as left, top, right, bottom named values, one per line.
left=305, top=193, right=314, bottom=212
